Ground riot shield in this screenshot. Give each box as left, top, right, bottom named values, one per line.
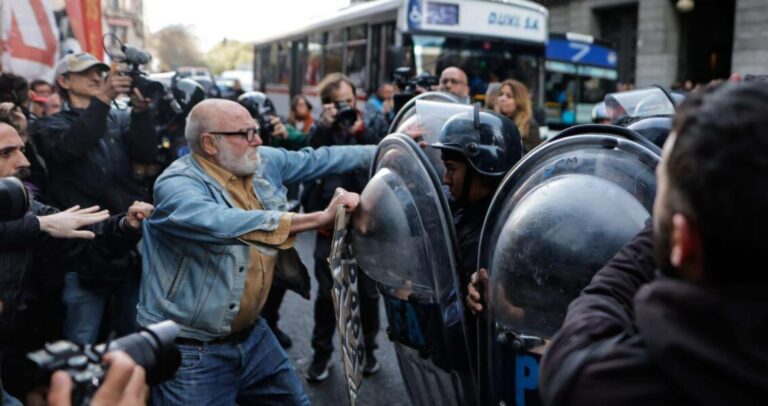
left=346, top=133, right=475, bottom=405
left=605, top=86, right=677, bottom=125
left=389, top=91, right=461, bottom=135
left=478, top=125, right=661, bottom=406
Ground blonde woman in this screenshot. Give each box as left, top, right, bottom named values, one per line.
left=495, top=79, right=541, bottom=153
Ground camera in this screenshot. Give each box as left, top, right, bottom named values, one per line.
left=27, top=320, right=181, bottom=406
left=332, top=101, right=358, bottom=128
left=118, top=43, right=165, bottom=101
left=0, top=176, right=29, bottom=222
left=392, top=67, right=440, bottom=114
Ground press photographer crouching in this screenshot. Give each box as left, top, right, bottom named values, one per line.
left=29, top=52, right=158, bottom=345
left=0, top=115, right=154, bottom=405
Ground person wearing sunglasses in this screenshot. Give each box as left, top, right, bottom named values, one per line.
left=138, top=98, right=382, bottom=405
left=439, top=66, right=471, bottom=104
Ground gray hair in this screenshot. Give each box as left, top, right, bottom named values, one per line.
left=185, top=111, right=208, bottom=153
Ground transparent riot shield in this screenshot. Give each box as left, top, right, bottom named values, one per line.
left=346, top=133, right=475, bottom=406
left=478, top=125, right=661, bottom=406
left=389, top=91, right=461, bottom=134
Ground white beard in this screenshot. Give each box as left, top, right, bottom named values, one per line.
left=217, top=145, right=261, bottom=176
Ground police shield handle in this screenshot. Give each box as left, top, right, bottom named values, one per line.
left=329, top=205, right=365, bottom=406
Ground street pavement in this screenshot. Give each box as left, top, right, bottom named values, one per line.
left=277, top=230, right=411, bottom=406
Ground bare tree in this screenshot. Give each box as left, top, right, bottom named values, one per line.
left=147, top=25, right=206, bottom=71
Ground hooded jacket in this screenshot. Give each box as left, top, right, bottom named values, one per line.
left=540, top=224, right=768, bottom=405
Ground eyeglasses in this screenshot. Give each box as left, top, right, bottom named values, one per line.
left=208, top=127, right=261, bottom=142
left=441, top=78, right=465, bottom=86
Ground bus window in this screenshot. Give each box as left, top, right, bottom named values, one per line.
left=267, top=44, right=278, bottom=85
left=278, top=42, right=292, bottom=85
left=307, top=34, right=323, bottom=86
left=545, top=61, right=578, bottom=126
left=346, top=25, right=368, bottom=92
left=324, top=30, right=344, bottom=77
left=410, top=35, right=543, bottom=103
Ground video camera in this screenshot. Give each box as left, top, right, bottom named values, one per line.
left=392, top=67, right=439, bottom=114
left=27, top=320, right=181, bottom=406
left=104, top=37, right=165, bottom=102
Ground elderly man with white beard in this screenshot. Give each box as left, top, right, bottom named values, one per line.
left=138, top=99, right=373, bottom=405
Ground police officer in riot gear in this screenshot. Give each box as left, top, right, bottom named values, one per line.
left=431, top=105, right=522, bottom=280
left=158, top=77, right=206, bottom=162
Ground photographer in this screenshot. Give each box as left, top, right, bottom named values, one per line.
left=304, top=73, right=387, bottom=382
left=0, top=116, right=152, bottom=406
left=0, top=74, right=49, bottom=200
left=29, top=52, right=157, bottom=345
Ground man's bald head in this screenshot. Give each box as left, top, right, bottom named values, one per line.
left=439, top=67, right=470, bottom=100
left=185, top=99, right=254, bottom=154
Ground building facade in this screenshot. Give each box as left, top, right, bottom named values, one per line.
left=536, top=0, right=768, bottom=87
left=103, top=0, right=146, bottom=49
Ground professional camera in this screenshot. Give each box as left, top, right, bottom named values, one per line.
left=106, top=39, right=165, bottom=102
left=329, top=100, right=358, bottom=129
left=27, top=320, right=181, bottom=406
left=0, top=176, right=29, bottom=222
left=392, top=67, right=440, bottom=114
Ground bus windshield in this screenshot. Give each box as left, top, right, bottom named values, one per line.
left=410, top=35, right=543, bottom=103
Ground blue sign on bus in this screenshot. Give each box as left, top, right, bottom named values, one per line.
left=546, top=38, right=617, bottom=68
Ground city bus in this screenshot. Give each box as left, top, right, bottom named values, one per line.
left=544, top=32, right=618, bottom=129
left=252, top=0, right=549, bottom=116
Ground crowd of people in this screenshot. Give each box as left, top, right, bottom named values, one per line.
left=1, top=47, right=767, bottom=406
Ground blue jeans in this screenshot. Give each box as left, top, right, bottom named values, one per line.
left=62, top=272, right=139, bottom=344
left=151, top=318, right=310, bottom=406
left=1, top=388, right=21, bottom=406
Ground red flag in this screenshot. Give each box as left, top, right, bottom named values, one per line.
left=66, top=0, right=103, bottom=60
left=1, top=0, right=60, bottom=81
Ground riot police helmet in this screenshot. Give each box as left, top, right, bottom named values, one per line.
left=237, top=91, right=276, bottom=119
left=432, top=104, right=523, bottom=177
left=171, top=78, right=205, bottom=115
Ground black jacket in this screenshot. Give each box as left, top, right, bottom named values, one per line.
left=304, top=113, right=387, bottom=213
left=30, top=98, right=156, bottom=213
left=0, top=200, right=139, bottom=343
left=453, top=196, right=492, bottom=289
left=539, top=224, right=768, bottom=405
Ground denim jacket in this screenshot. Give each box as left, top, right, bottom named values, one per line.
left=137, top=145, right=375, bottom=340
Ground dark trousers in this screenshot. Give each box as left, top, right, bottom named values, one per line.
left=311, top=234, right=380, bottom=359
left=262, top=285, right=286, bottom=329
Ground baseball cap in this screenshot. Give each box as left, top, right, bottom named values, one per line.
left=55, top=53, right=110, bottom=77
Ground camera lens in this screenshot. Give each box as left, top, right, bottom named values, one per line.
left=335, top=102, right=358, bottom=128
left=108, top=320, right=181, bottom=385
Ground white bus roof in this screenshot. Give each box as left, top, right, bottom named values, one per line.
left=253, top=0, right=548, bottom=46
